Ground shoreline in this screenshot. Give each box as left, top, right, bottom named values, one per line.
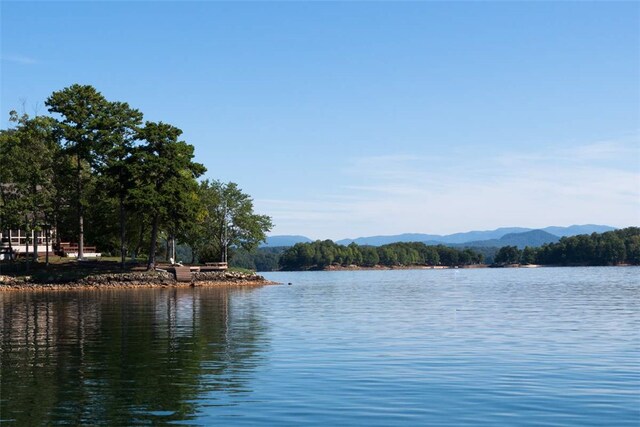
left=2, top=264, right=635, bottom=291
left=275, top=263, right=636, bottom=272
left=283, top=264, right=492, bottom=272
left=0, top=270, right=278, bottom=292
left=0, top=280, right=279, bottom=292
left=327, top=265, right=488, bottom=270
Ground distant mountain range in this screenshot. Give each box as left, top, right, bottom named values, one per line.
left=453, top=230, right=560, bottom=249
left=261, top=235, right=313, bottom=247
left=262, top=224, right=617, bottom=248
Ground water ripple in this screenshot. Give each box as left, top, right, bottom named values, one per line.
left=0, top=267, right=638, bottom=425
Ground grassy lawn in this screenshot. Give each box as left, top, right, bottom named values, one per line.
left=0, top=256, right=147, bottom=282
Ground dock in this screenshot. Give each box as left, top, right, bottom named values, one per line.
left=173, top=266, right=193, bottom=282
left=172, top=262, right=228, bottom=282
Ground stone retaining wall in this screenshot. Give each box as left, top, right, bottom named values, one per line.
left=0, top=270, right=274, bottom=291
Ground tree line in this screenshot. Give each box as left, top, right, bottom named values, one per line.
left=230, top=246, right=284, bottom=272
left=495, top=227, right=640, bottom=266
left=278, top=240, right=484, bottom=270
left=0, top=84, right=272, bottom=269
left=231, top=227, right=640, bottom=271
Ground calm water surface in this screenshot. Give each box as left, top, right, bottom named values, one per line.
left=1, top=267, right=638, bottom=425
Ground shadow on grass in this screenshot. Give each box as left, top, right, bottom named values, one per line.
left=0, top=259, right=148, bottom=283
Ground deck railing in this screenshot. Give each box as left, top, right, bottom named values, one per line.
left=203, top=262, right=228, bottom=270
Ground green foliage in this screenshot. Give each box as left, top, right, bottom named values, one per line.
left=520, top=246, right=537, bottom=265
left=494, top=245, right=521, bottom=264
left=186, top=180, right=272, bottom=264
left=94, top=100, right=143, bottom=266
left=229, top=247, right=283, bottom=271
left=0, top=112, right=59, bottom=260
left=279, top=240, right=483, bottom=270
left=534, top=227, right=639, bottom=266
left=1, top=84, right=269, bottom=270
left=360, top=246, right=380, bottom=267
left=45, top=84, right=108, bottom=165
left=130, top=122, right=205, bottom=268
left=45, top=85, right=110, bottom=257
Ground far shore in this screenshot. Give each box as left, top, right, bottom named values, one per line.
left=2, top=262, right=635, bottom=291
left=284, top=264, right=513, bottom=271
left=320, top=264, right=491, bottom=271
left=276, top=263, right=636, bottom=272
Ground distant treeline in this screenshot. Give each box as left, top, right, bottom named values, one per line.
left=278, top=241, right=484, bottom=270
left=230, top=227, right=640, bottom=271
left=495, top=227, right=640, bottom=266
left=230, top=246, right=284, bottom=272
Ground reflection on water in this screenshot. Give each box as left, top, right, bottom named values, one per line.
left=0, top=288, right=267, bottom=425
left=1, top=268, right=639, bottom=426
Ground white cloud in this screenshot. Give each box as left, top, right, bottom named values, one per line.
left=1, top=54, right=38, bottom=65
left=260, top=136, right=640, bottom=239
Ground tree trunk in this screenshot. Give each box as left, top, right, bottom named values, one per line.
left=133, top=222, right=145, bottom=262
left=53, top=212, right=59, bottom=255
left=8, top=235, right=14, bottom=262
left=25, top=226, right=30, bottom=272
left=147, top=214, right=159, bottom=270
left=33, top=226, right=38, bottom=263
left=77, top=155, right=84, bottom=260
left=119, top=195, right=125, bottom=269
left=45, top=225, right=50, bottom=266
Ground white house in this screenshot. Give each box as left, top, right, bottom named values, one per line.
left=0, top=228, right=56, bottom=260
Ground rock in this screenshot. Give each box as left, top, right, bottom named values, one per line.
left=0, top=269, right=271, bottom=291
left=192, top=270, right=265, bottom=283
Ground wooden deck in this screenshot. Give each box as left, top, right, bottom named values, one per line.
left=57, top=242, right=98, bottom=256
left=203, top=262, right=228, bottom=271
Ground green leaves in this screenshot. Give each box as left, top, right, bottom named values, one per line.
left=128, top=121, right=206, bottom=267
left=2, top=83, right=271, bottom=267
left=45, top=84, right=107, bottom=162
left=0, top=113, right=58, bottom=238
left=188, top=180, right=272, bottom=263
left=279, top=241, right=483, bottom=270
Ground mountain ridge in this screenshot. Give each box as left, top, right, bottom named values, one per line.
left=456, top=229, right=560, bottom=249
left=263, top=224, right=617, bottom=247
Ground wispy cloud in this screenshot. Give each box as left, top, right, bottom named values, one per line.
left=1, top=54, right=38, bottom=65
left=261, top=136, right=640, bottom=239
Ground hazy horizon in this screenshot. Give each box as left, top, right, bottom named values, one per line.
left=266, top=223, right=627, bottom=242
left=2, top=2, right=639, bottom=239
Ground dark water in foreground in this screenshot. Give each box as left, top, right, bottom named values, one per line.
left=0, top=267, right=638, bottom=426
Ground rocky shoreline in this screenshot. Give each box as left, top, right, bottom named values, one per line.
left=0, top=270, right=277, bottom=291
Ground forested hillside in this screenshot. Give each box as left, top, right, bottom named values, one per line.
left=503, top=227, right=640, bottom=266
left=233, top=228, right=639, bottom=271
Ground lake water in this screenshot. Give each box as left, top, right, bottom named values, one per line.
left=0, top=267, right=638, bottom=425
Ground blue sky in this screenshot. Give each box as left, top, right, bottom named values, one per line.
left=2, top=1, right=639, bottom=239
